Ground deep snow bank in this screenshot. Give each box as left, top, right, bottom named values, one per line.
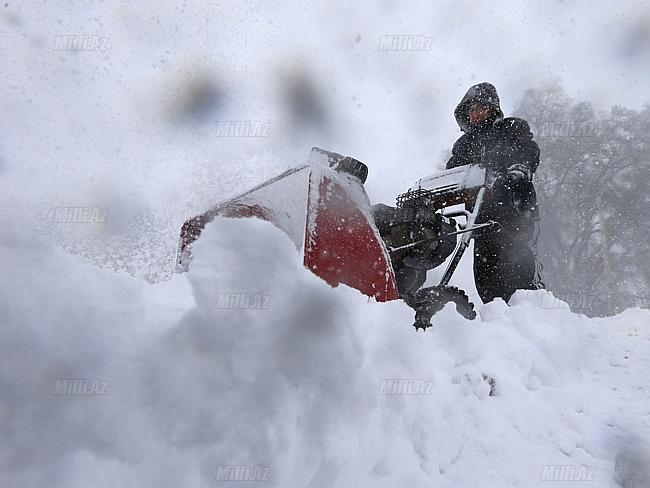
left=1, top=217, right=649, bottom=487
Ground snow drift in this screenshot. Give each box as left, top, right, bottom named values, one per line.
left=1, top=216, right=649, bottom=488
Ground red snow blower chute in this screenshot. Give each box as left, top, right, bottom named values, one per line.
left=176, top=148, right=499, bottom=329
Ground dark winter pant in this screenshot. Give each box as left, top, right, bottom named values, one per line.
left=473, top=208, right=539, bottom=304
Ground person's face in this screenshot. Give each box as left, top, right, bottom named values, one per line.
left=468, top=103, right=492, bottom=125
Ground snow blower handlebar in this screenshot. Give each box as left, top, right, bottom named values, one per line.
left=439, top=185, right=488, bottom=286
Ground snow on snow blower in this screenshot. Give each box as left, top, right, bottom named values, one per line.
left=176, top=148, right=499, bottom=329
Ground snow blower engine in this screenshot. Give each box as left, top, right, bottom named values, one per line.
left=176, top=147, right=499, bottom=330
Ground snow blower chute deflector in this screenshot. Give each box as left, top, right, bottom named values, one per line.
left=176, top=148, right=498, bottom=330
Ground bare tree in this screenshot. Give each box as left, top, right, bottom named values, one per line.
left=514, top=82, right=650, bottom=316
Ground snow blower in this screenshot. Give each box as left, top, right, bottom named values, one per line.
left=176, top=148, right=499, bottom=329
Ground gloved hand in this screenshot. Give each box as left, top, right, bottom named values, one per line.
left=495, top=165, right=533, bottom=212
left=504, top=166, right=529, bottom=191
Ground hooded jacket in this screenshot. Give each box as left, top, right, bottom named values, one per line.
left=446, top=82, right=539, bottom=181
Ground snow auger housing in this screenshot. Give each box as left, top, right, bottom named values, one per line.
left=176, top=148, right=498, bottom=329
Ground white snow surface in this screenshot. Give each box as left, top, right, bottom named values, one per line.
left=1, top=216, right=649, bottom=488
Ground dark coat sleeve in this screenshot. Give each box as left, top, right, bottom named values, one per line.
left=445, top=134, right=471, bottom=169
left=501, top=117, right=540, bottom=179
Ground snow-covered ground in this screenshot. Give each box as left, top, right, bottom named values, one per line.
left=1, top=216, right=649, bottom=487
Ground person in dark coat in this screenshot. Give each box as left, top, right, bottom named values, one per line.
left=446, top=82, right=544, bottom=303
